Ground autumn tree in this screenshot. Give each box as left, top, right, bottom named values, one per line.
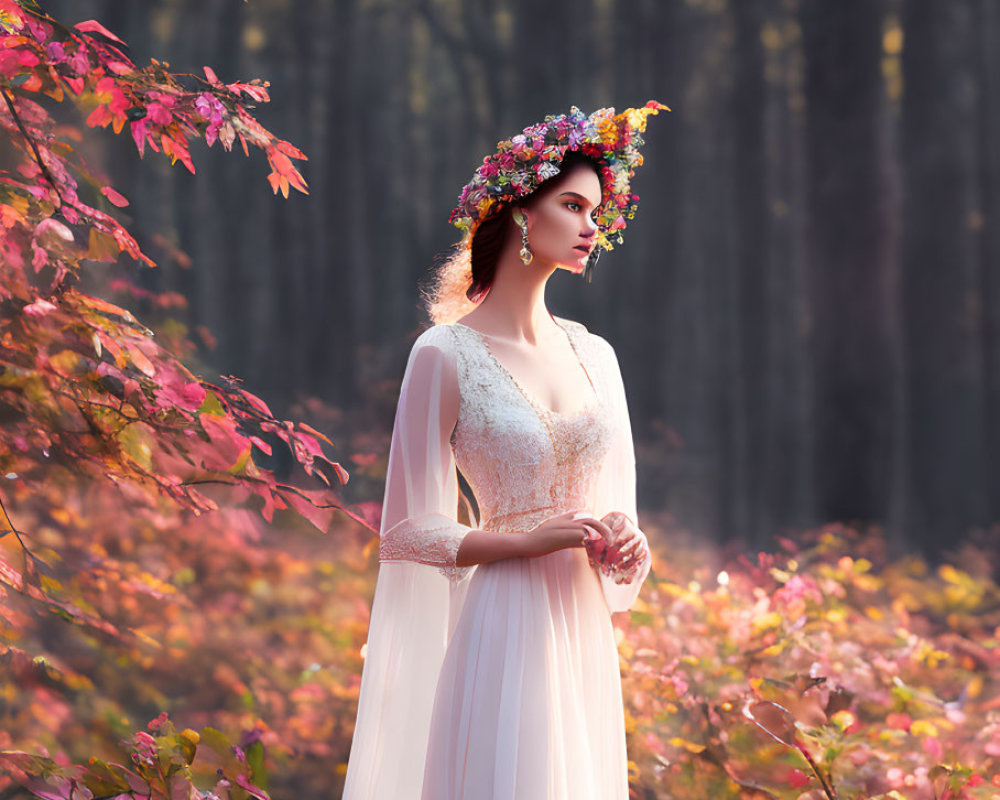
left=0, top=2, right=373, bottom=797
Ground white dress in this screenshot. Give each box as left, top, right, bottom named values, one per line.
left=341, top=316, right=651, bottom=800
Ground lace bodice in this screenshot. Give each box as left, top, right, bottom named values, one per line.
left=448, top=320, right=614, bottom=536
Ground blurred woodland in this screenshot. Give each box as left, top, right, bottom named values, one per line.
left=37, top=0, right=1000, bottom=554
left=3, top=3, right=1000, bottom=800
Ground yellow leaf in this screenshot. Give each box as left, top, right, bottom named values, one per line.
left=938, top=564, right=969, bottom=584
left=117, top=424, right=153, bottom=471
left=227, top=444, right=253, bottom=475
left=669, top=737, right=706, bottom=753
left=752, top=611, right=783, bottom=635
left=761, top=641, right=785, bottom=657
left=830, top=710, right=855, bottom=731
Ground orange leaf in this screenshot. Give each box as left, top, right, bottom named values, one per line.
left=161, top=133, right=195, bottom=174
left=86, top=104, right=113, bottom=128
left=127, top=343, right=156, bottom=377
left=274, top=139, right=307, bottom=160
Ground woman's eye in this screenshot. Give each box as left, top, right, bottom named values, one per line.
left=566, top=202, right=580, bottom=211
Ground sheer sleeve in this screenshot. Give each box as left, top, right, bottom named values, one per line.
left=377, top=324, right=475, bottom=582
left=590, top=334, right=652, bottom=614
left=341, top=324, right=477, bottom=800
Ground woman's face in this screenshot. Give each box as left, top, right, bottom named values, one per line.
left=521, top=162, right=602, bottom=274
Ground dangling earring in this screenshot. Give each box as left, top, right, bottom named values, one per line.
left=512, top=208, right=532, bottom=265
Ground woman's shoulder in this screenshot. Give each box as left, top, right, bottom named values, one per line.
left=412, top=322, right=460, bottom=349
left=407, top=321, right=483, bottom=370
left=553, top=315, right=616, bottom=358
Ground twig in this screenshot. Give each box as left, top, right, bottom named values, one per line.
left=0, top=87, right=65, bottom=208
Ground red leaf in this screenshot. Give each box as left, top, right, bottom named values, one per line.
left=255, top=484, right=287, bottom=523
left=238, top=389, right=273, bottom=417
left=153, top=377, right=205, bottom=413
left=249, top=435, right=272, bottom=456
left=281, top=487, right=336, bottom=533
left=130, top=119, right=147, bottom=157
left=199, top=413, right=252, bottom=471
left=203, top=65, right=222, bottom=86
left=297, top=422, right=333, bottom=447
left=787, top=769, right=810, bottom=789
left=345, top=500, right=381, bottom=533
left=745, top=701, right=798, bottom=746
left=227, top=82, right=270, bottom=103
left=25, top=775, right=75, bottom=800
left=75, top=19, right=127, bottom=45
left=100, top=185, right=129, bottom=207
left=106, top=60, right=134, bottom=76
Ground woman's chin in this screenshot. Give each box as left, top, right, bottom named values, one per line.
left=557, top=259, right=587, bottom=274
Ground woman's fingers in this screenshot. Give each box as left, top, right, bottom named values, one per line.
left=534, top=511, right=639, bottom=559
left=576, top=516, right=614, bottom=541
left=562, top=511, right=620, bottom=540
left=601, top=510, right=627, bottom=531
left=618, top=542, right=648, bottom=570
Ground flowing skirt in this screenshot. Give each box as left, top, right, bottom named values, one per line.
left=420, top=547, right=629, bottom=800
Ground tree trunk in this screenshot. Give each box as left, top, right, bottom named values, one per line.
left=801, top=0, right=895, bottom=531
left=900, top=0, right=989, bottom=554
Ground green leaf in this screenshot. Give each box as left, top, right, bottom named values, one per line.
left=198, top=389, right=225, bottom=416
left=245, top=740, right=267, bottom=790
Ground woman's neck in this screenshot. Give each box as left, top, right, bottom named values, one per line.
left=462, top=241, right=560, bottom=345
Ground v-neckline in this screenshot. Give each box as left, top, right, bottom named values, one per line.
left=452, top=316, right=599, bottom=419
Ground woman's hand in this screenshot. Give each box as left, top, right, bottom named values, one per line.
left=598, top=511, right=649, bottom=577
left=522, top=510, right=614, bottom=559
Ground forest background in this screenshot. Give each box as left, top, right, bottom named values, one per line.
left=41, top=0, right=1000, bottom=555
left=3, top=1, right=1000, bottom=800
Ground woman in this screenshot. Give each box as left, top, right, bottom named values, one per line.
left=342, top=101, right=668, bottom=800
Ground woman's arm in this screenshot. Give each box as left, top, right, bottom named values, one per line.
left=454, top=529, right=527, bottom=567
left=590, top=335, right=652, bottom=610
left=456, top=511, right=615, bottom=567
left=377, top=327, right=475, bottom=581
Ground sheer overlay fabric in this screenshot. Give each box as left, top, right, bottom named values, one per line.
left=341, top=317, right=651, bottom=800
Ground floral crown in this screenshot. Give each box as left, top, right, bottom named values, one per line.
left=449, top=100, right=669, bottom=253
